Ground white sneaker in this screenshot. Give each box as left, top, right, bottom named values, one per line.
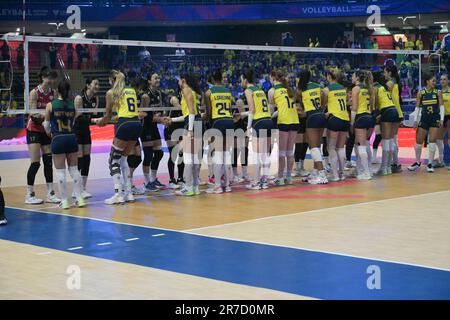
left=168, top=182, right=180, bottom=189
left=246, top=182, right=262, bottom=190
left=357, top=173, right=372, bottom=180
left=309, top=172, right=328, bottom=185
left=81, top=190, right=92, bottom=199
left=206, top=186, right=223, bottom=194
left=426, top=164, right=434, bottom=173
left=224, top=185, right=232, bottom=193
left=124, top=193, right=135, bottom=202
left=344, top=161, right=354, bottom=171
left=131, top=185, right=145, bottom=195
left=104, top=193, right=125, bottom=205
left=339, top=172, right=347, bottom=181
left=372, top=157, right=381, bottom=164
left=329, top=175, right=340, bottom=182
left=46, top=192, right=61, bottom=204
left=25, top=193, right=44, bottom=205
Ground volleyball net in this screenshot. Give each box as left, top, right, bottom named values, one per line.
left=0, top=34, right=435, bottom=126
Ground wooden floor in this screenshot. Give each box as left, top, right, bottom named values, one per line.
left=1, top=146, right=450, bottom=299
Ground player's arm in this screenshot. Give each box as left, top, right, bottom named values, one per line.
left=29, top=89, right=43, bottom=122
left=74, top=95, right=83, bottom=120
left=414, top=91, right=422, bottom=128
left=438, top=90, right=445, bottom=126
left=322, top=88, right=329, bottom=116
left=351, top=86, right=359, bottom=126
left=244, top=89, right=255, bottom=130
left=204, top=90, right=212, bottom=122
left=97, top=90, right=113, bottom=126
left=43, top=102, right=52, bottom=136
left=385, top=80, right=394, bottom=92
left=183, top=86, right=195, bottom=131
left=139, top=94, right=149, bottom=120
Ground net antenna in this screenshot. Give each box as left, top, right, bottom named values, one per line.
left=0, top=33, right=15, bottom=114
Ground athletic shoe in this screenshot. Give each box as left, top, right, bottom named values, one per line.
left=131, top=185, right=145, bottom=195
left=224, top=185, right=232, bottom=193
left=273, top=178, right=285, bottom=186
left=45, top=191, right=61, bottom=204
left=168, top=179, right=180, bottom=189
left=153, top=179, right=166, bottom=189
left=376, top=168, right=389, bottom=176
left=329, top=175, right=340, bottom=182
left=176, top=178, right=186, bottom=186
left=175, top=187, right=195, bottom=196
left=76, top=197, right=87, bottom=208
left=298, top=169, right=309, bottom=177
left=391, top=164, right=402, bottom=173
left=285, top=177, right=293, bottom=185
left=246, top=182, right=262, bottom=190
left=339, top=172, right=347, bottom=181
left=59, top=199, right=71, bottom=210
left=407, top=162, right=421, bottom=171
left=124, top=193, right=135, bottom=202
left=206, top=186, right=223, bottom=194
left=194, top=186, right=201, bottom=195
left=308, top=175, right=328, bottom=185
left=144, top=181, right=158, bottom=192
left=81, top=190, right=93, bottom=199
left=232, top=175, right=241, bottom=184
left=25, top=192, right=44, bottom=205
left=0, top=216, right=7, bottom=226
left=357, top=173, right=373, bottom=180
left=372, top=157, right=382, bottom=164
left=433, top=162, right=445, bottom=169
left=447, top=165, right=450, bottom=170
left=104, top=193, right=125, bottom=205
left=426, top=164, right=434, bottom=173
left=198, top=177, right=207, bottom=186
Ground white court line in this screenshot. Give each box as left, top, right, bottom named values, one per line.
left=6, top=190, right=450, bottom=272
left=67, top=246, right=83, bottom=251
left=97, top=242, right=112, bottom=246
left=36, top=251, right=52, bottom=255
left=184, top=190, right=450, bottom=232
left=125, top=238, right=139, bottom=242
left=152, top=233, right=165, bottom=237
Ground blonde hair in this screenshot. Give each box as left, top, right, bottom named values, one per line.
left=110, top=70, right=125, bottom=104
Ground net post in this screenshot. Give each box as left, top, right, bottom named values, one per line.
left=24, top=37, right=29, bottom=114
left=418, top=52, right=422, bottom=91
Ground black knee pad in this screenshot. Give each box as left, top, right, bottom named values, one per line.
left=151, top=149, right=163, bottom=170
left=27, top=161, right=41, bottom=186
left=127, top=155, right=142, bottom=169
left=42, top=153, right=53, bottom=182
left=81, top=154, right=91, bottom=176
left=142, top=147, right=153, bottom=167
left=109, top=146, right=122, bottom=176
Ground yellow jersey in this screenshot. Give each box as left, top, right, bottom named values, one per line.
left=327, top=83, right=349, bottom=121
left=181, top=88, right=199, bottom=118
left=374, top=82, right=395, bottom=111
left=356, top=84, right=371, bottom=115
left=115, top=87, right=139, bottom=118
left=390, top=80, right=403, bottom=118
left=301, top=82, right=321, bottom=113
left=210, top=85, right=232, bottom=119
left=248, top=86, right=270, bottom=120
left=441, top=88, right=450, bottom=115
left=273, top=84, right=298, bottom=125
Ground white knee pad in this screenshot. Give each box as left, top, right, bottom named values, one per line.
left=183, top=152, right=193, bottom=165
left=286, top=150, right=294, bottom=157
left=310, top=147, right=323, bottom=162
left=279, top=150, right=287, bottom=157
left=381, top=139, right=390, bottom=151
left=68, top=166, right=81, bottom=181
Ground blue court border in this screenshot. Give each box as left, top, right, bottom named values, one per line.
left=1, top=207, right=450, bottom=300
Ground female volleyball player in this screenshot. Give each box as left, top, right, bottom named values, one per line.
left=372, top=71, right=400, bottom=175
left=43, top=79, right=85, bottom=209
left=96, top=70, right=142, bottom=204
left=232, top=98, right=250, bottom=183
left=74, top=77, right=100, bottom=198
left=323, top=69, right=349, bottom=182
left=268, top=69, right=299, bottom=185
left=297, top=68, right=328, bottom=183
left=408, top=74, right=444, bottom=173
left=351, top=70, right=373, bottom=180
left=437, top=73, right=450, bottom=169
left=205, top=69, right=234, bottom=194
left=241, top=69, right=273, bottom=190
left=174, top=74, right=203, bottom=196
left=384, top=65, right=403, bottom=173
left=25, top=66, right=60, bottom=205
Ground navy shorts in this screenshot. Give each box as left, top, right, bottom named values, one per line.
left=115, top=117, right=143, bottom=141
left=306, top=110, right=327, bottom=129
left=354, top=113, right=374, bottom=129
left=212, top=117, right=234, bottom=136
left=298, top=117, right=306, bottom=134
left=51, top=134, right=78, bottom=155
left=380, top=107, right=400, bottom=123
left=444, top=115, right=450, bottom=128
left=278, top=123, right=300, bottom=132
left=327, top=115, right=349, bottom=132
left=252, top=118, right=274, bottom=138
left=140, top=123, right=161, bottom=142
left=26, top=130, right=51, bottom=145
left=419, top=113, right=440, bottom=130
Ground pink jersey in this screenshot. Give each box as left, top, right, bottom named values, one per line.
left=27, top=85, right=56, bottom=132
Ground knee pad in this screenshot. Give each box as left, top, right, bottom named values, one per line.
left=109, top=146, right=122, bottom=176
left=81, top=155, right=91, bottom=176
left=279, top=150, right=287, bottom=157
left=29, top=162, right=41, bottom=175
left=127, top=155, right=142, bottom=169
left=142, top=147, right=153, bottom=167
left=42, top=153, right=53, bottom=182
left=286, top=150, right=294, bottom=157
left=310, top=147, right=323, bottom=162
left=68, top=166, right=80, bottom=181
left=42, top=153, right=52, bottom=167
left=152, top=149, right=163, bottom=162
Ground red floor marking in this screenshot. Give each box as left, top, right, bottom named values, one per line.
left=271, top=194, right=363, bottom=199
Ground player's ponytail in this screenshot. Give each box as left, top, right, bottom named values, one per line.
left=58, top=78, right=71, bottom=110
left=298, top=68, right=311, bottom=92
left=110, top=70, right=125, bottom=104
left=271, top=69, right=294, bottom=98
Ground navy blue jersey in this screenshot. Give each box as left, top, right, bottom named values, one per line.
left=419, top=89, right=439, bottom=116
left=50, top=99, right=76, bottom=136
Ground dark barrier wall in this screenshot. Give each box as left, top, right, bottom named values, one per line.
left=0, top=1, right=449, bottom=22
